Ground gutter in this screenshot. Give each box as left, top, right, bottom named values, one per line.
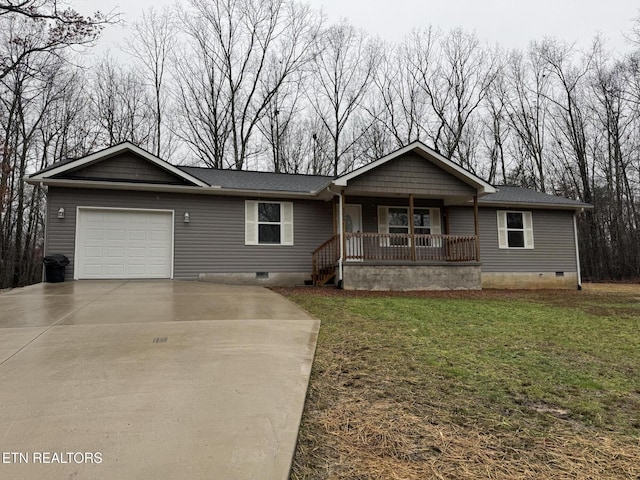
left=477, top=200, right=594, bottom=211
left=23, top=177, right=325, bottom=199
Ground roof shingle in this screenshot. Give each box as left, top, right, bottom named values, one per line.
left=479, top=186, right=591, bottom=209
left=178, top=166, right=333, bottom=193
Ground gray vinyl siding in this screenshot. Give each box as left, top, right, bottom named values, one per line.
left=55, top=153, right=183, bottom=184
left=46, top=187, right=333, bottom=280
left=448, top=207, right=577, bottom=272
left=348, top=153, right=475, bottom=196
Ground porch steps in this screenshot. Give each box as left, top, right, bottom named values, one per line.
left=311, top=235, right=339, bottom=286
left=312, top=267, right=336, bottom=286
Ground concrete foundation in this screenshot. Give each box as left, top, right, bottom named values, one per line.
left=482, top=271, right=579, bottom=289
left=342, top=263, right=481, bottom=291
left=198, top=271, right=309, bottom=286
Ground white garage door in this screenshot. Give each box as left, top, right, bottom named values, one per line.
left=75, top=208, right=173, bottom=279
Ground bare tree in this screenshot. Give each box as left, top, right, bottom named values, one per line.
left=256, top=67, right=306, bottom=172
left=0, top=0, right=116, bottom=80
left=307, top=20, right=379, bottom=176
left=0, top=37, right=72, bottom=286
left=482, top=62, right=510, bottom=184
left=588, top=42, right=640, bottom=278
left=541, top=40, right=594, bottom=202
left=405, top=28, right=497, bottom=169
left=172, top=10, right=231, bottom=168
left=125, top=6, right=176, bottom=158
left=89, top=55, right=154, bottom=148
left=368, top=41, right=428, bottom=149
left=503, top=44, right=553, bottom=191
left=178, top=0, right=321, bottom=170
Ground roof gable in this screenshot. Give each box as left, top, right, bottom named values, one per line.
left=347, top=152, right=476, bottom=197
left=57, top=151, right=189, bottom=184
left=334, top=141, right=496, bottom=195
left=29, top=143, right=209, bottom=187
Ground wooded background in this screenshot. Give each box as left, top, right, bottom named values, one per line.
left=2, top=0, right=640, bottom=288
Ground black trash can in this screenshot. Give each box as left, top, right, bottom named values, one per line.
left=43, top=254, right=70, bottom=283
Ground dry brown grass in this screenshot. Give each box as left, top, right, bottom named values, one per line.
left=281, top=284, right=640, bottom=480
left=293, top=398, right=640, bottom=479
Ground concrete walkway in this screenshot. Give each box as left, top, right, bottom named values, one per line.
left=0, top=281, right=319, bottom=480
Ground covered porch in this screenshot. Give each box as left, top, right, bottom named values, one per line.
left=310, top=143, right=495, bottom=290
left=311, top=196, right=482, bottom=289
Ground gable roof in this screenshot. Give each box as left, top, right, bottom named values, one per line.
left=479, top=186, right=592, bottom=210
left=26, top=142, right=591, bottom=210
left=179, top=167, right=332, bottom=194
left=334, top=141, right=497, bottom=195
left=28, top=142, right=209, bottom=188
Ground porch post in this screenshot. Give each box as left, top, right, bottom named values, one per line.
left=409, top=194, right=416, bottom=261
left=473, top=195, right=480, bottom=262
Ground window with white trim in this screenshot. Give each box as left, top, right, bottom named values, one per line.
left=497, top=211, right=534, bottom=249
left=378, top=206, right=441, bottom=245
left=245, top=201, right=293, bottom=245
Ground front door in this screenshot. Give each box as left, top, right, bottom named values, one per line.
left=344, top=204, right=363, bottom=260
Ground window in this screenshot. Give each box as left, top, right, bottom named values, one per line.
left=245, top=201, right=293, bottom=245
left=258, top=202, right=281, bottom=244
left=413, top=209, right=432, bottom=235
left=497, top=211, right=534, bottom=249
left=378, top=206, right=441, bottom=245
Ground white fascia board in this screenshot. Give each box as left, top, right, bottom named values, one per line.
left=28, top=142, right=210, bottom=188
left=24, top=178, right=323, bottom=199
left=333, top=141, right=497, bottom=194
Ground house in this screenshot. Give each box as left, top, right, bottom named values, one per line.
left=26, top=141, right=592, bottom=290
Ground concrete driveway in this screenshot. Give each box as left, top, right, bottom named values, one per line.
left=0, top=281, right=319, bottom=480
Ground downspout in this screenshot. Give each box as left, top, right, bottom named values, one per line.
left=41, top=182, right=47, bottom=283
left=573, top=211, right=583, bottom=291
left=327, top=186, right=344, bottom=287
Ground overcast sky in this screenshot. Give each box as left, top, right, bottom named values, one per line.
left=79, top=0, right=639, bottom=55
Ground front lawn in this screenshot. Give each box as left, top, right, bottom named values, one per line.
left=278, top=285, right=640, bottom=479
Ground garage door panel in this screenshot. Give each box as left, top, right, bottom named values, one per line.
left=129, top=247, right=146, bottom=258
left=127, top=265, right=146, bottom=276
left=106, top=247, right=125, bottom=258
left=107, top=230, right=126, bottom=240
left=105, top=265, right=125, bottom=276
left=148, top=265, right=168, bottom=276
left=128, top=230, right=146, bottom=241
left=150, top=230, right=169, bottom=241
left=150, top=247, right=168, bottom=258
left=84, top=246, right=103, bottom=257
left=83, top=264, right=103, bottom=276
left=84, top=211, right=105, bottom=222
left=76, top=209, right=173, bottom=279
left=85, top=229, right=104, bottom=240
